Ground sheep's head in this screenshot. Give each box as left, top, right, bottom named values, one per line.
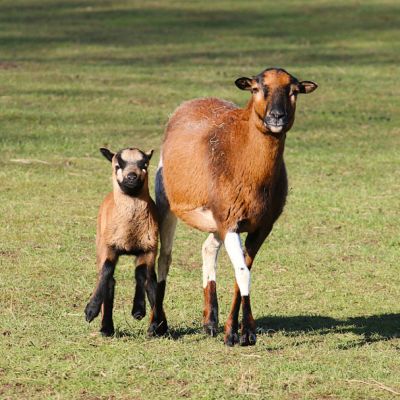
left=235, top=68, right=317, bottom=136
left=100, top=147, right=153, bottom=196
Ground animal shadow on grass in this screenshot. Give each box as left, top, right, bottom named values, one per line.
left=114, top=325, right=203, bottom=340
left=256, top=313, right=400, bottom=348
left=114, top=314, right=399, bottom=345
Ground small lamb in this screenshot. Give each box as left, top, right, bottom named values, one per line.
left=84, top=147, right=160, bottom=336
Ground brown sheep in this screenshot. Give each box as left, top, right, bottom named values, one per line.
left=154, top=67, right=318, bottom=345
left=84, top=147, right=165, bottom=336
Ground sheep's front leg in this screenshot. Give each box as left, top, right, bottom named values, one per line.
left=85, top=251, right=118, bottom=336
left=224, top=232, right=256, bottom=346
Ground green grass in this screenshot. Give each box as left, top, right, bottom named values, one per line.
left=1, top=0, right=399, bottom=398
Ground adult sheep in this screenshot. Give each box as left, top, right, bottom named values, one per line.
left=153, top=67, right=318, bottom=345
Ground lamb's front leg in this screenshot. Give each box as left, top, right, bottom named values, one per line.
left=224, top=232, right=255, bottom=346
left=85, top=251, right=118, bottom=336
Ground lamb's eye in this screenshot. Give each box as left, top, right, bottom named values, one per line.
left=115, top=165, right=120, bottom=171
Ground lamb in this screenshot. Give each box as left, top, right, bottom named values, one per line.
left=155, top=67, right=318, bottom=345
left=84, top=146, right=164, bottom=336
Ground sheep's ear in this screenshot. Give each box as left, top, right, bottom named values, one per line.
left=100, top=148, right=114, bottom=162
left=145, top=149, right=154, bottom=161
left=298, top=81, right=318, bottom=94
left=235, top=77, right=254, bottom=91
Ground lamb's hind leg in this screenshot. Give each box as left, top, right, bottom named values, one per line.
left=202, top=233, right=222, bottom=336
left=132, top=259, right=148, bottom=320
left=132, top=251, right=157, bottom=320
left=148, top=164, right=177, bottom=336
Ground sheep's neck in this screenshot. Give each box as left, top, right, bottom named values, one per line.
left=240, top=100, right=286, bottom=185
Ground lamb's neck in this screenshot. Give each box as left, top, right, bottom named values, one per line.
left=113, top=188, right=150, bottom=214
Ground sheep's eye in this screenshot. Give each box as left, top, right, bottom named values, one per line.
left=251, top=87, right=259, bottom=94
left=115, top=165, right=120, bottom=171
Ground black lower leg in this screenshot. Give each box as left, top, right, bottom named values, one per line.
left=85, top=259, right=115, bottom=324
left=240, top=295, right=256, bottom=346
left=147, top=280, right=168, bottom=336
left=100, top=277, right=115, bottom=336
left=132, top=264, right=147, bottom=320
left=145, top=268, right=157, bottom=309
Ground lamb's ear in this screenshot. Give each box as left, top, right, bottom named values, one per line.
left=298, top=81, right=318, bottom=94
left=145, top=149, right=154, bottom=161
left=235, top=77, right=254, bottom=91
left=100, top=148, right=114, bottom=162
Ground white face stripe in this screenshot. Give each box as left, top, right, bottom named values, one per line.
left=116, top=168, right=124, bottom=182
left=224, top=232, right=250, bottom=296
left=120, top=148, right=144, bottom=163
left=202, top=233, right=222, bottom=288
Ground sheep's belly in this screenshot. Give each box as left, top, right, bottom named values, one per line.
left=176, top=207, right=218, bottom=233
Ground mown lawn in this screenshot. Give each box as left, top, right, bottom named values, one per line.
left=0, top=0, right=399, bottom=398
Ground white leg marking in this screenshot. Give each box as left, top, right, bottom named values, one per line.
left=224, top=232, right=250, bottom=296
left=202, top=233, right=222, bottom=288
left=157, top=210, right=177, bottom=282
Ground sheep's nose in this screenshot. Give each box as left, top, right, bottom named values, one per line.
left=269, top=109, right=285, bottom=120
left=127, top=172, right=137, bottom=182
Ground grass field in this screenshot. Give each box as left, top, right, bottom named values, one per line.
left=1, top=0, right=399, bottom=398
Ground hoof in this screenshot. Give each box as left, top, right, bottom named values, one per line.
left=132, top=304, right=146, bottom=320
left=203, top=323, right=218, bottom=337
left=147, top=320, right=168, bottom=337
left=84, top=302, right=101, bottom=323
left=240, top=331, right=257, bottom=346
left=132, top=311, right=145, bottom=320
left=100, top=326, right=115, bottom=337
left=224, top=332, right=239, bottom=347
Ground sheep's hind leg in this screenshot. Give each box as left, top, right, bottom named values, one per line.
left=148, top=210, right=176, bottom=336
left=148, top=164, right=177, bottom=337
left=202, top=233, right=222, bottom=336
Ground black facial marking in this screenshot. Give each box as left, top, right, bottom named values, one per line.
left=116, top=152, right=126, bottom=169
left=118, top=179, right=144, bottom=196
left=137, top=159, right=147, bottom=170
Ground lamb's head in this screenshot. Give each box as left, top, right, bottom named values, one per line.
left=235, top=67, right=318, bottom=136
left=100, top=147, right=153, bottom=196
